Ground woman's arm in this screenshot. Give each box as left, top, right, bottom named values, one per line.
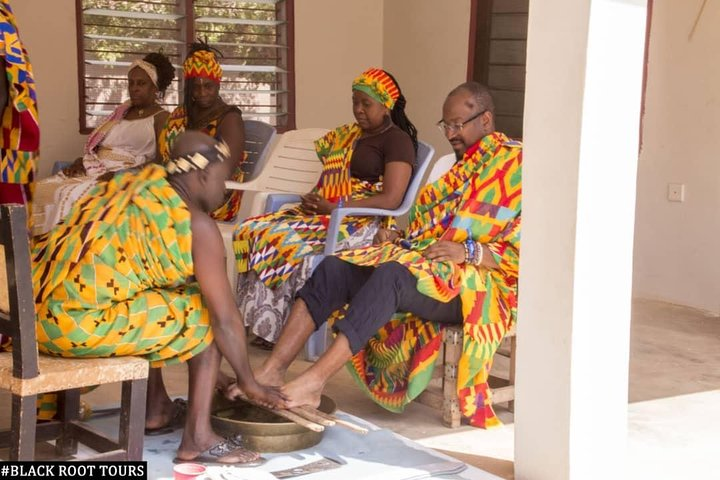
left=217, top=110, right=245, bottom=169
left=300, top=161, right=413, bottom=215
left=343, top=160, right=412, bottom=210
left=152, top=111, right=170, bottom=165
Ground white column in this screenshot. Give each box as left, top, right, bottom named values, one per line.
left=515, top=1, right=647, bottom=479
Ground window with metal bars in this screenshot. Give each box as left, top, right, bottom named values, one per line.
left=76, top=0, right=294, bottom=133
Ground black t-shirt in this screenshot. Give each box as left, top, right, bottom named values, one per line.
left=350, top=124, right=415, bottom=183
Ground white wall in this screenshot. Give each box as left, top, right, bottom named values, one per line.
left=633, top=0, right=720, bottom=314
left=382, top=0, right=471, bottom=158
left=12, top=0, right=86, bottom=178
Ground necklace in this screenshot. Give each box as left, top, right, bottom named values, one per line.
left=137, top=108, right=145, bottom=117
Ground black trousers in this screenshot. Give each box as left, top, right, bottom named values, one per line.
left=297, top=256, right=463, bottom=354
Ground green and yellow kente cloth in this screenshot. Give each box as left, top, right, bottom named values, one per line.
left=158, top=105, right=244, bottom=222
left=33, top=164, right=213, bottom=367
left=233, top=123, right=385, bottom=289
left=1, top=0, right=40, bottom=203
left=336, top=132, right=522, bottom=428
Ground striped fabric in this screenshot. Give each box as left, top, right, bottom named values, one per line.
left=338, top=132, right=522, bottom=428
left=158, top=105, right=245, bottom=221
left=33, top=164, right=213, bottom=367
left=0, top=1, right=40, bottom=208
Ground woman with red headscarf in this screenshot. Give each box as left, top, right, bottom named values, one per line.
left=232, top=67, right=418, bottom=351
left=158, top=41, right=246, bottom=222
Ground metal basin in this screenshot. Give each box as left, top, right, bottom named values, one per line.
left=211, top=395, right=336, bottom=453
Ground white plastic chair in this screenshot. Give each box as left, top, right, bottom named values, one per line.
left=216, top=120, right=277, bottom=288
left=264, top=140, right=436, bottom=360
left=220, top=128, right=328, bottom=289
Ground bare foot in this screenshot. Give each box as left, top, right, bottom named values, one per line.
left=144, top=397, right=175, bottom=430
left=281, top=377, right=323, bottom=409
left=216, top=371, right=235, bottom=392
left=254, top=364, right=285, bottom=388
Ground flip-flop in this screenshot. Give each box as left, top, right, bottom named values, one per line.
left=173, top=434, right=266, bottom=467
left=145, top=398, right=188, bottom=436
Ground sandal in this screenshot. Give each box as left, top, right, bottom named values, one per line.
left=173, top=434, right=266, bottom=466
left=144, top=398, right=187, bottom=436
left=250, top=337, right=275, bottom=351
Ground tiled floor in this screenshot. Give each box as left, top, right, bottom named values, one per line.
left=2, top=298, right=718, bottom=479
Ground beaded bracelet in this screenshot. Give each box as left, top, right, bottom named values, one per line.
left=474, top=241, right=484, bottom=266
left=465, top=239, right=475, bottom=264
left=464, top=239, right=484, bottom=266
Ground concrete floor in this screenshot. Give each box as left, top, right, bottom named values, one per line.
left=2, top=298, right=718, bottom=479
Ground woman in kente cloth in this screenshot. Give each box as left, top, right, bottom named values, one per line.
left=232, top=67, right=417, bottom=350
left=158, top=41, right=246, bottom=222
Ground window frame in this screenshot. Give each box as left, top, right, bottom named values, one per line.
left=75, top=0, right=295, bottom=134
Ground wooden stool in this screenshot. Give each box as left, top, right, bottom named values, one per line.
left=417, top=324, right=516, bottom=428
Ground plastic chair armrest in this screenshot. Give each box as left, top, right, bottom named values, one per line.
left=264, top=193, right=302, bottom=213
left=323, top=206, right=403, bottom=256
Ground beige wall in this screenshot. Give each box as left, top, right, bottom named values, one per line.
left=633, top=0, right=720, bottom=314
left=382, top=0, right=471, bottom=158
left=294, top=0, right=384, bottom=129
left=13, top=0, right=86, bottom=178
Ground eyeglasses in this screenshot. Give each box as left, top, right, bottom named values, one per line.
left=436, top=110, right=487, bottom=135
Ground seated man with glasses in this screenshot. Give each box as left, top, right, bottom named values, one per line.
left=235, top=81, right=522, bottom=429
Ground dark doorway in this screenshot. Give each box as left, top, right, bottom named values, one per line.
left=468, top=0, right=528, bottom=139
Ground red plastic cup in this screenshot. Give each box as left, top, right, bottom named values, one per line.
left=173, top=463, right=206, bottom=480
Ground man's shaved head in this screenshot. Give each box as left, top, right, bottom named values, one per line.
left=167, top=131, right=230, bottom=175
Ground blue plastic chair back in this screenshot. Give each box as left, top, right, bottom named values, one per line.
left=241, top=119, right=277, bottom=181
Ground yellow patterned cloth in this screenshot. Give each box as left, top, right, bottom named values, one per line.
left=233, top=124, right=387, bottom=289
left=32, top=164, right=213, bottom=366
left=0, top=1, right=39, bottom=213
left=338, top=132, right=522, bottom=428
left=158, top=105, right=245, bottom=221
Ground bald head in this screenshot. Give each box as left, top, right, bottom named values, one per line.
left=167, top=131, right=230, bottom=175
left=171, top=130, right=222, bottom=159
left=447, top=81, right=495, bottom=115
left=441, top=82, right=496, bottom=157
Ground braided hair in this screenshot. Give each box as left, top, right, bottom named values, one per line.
left=385, top=71, right=418, bottom=153
left=142, top=52, right=175, bottom=99
left=182, top=40, right=224, bottom=126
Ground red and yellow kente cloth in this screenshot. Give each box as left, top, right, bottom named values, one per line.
left=33, top=164, right=213, bottom=367
left=337, top=132, right=522, bottom=428
left=158, top=105, right=245, bottom=222
left=0, top=1, right=40, bottom=206
left=234, top=123, right=386, bottom=289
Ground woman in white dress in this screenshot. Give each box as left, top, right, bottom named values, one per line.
left=33, top=52, right=175, bottom=235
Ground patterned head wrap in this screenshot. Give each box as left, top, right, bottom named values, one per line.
left=352, top=68, right=400, bottom=110
left=128, top=59, right=158, bottom=87
left=183, top=49, right=223, bottom=84
left=166, top=140, right=230, bottom=174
